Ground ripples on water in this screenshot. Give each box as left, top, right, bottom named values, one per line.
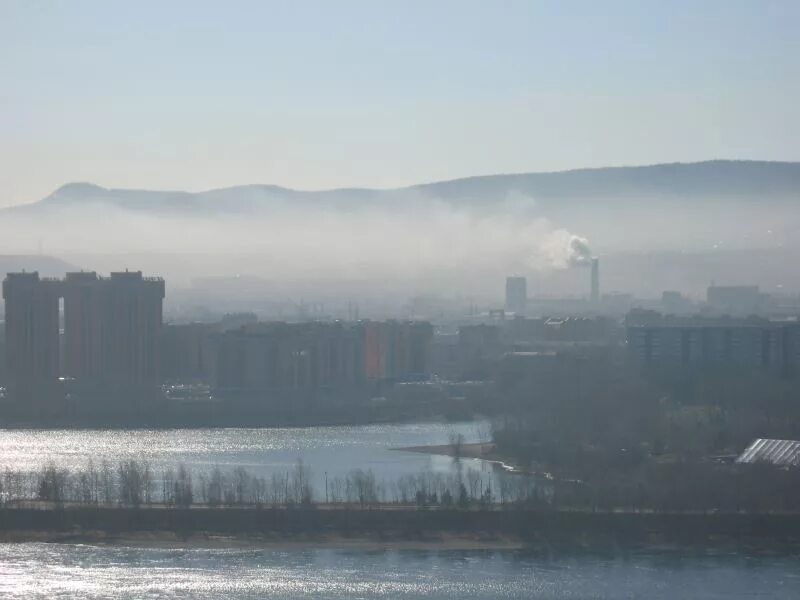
left=0, top=422, right=493, bottom=494
left=0, top=544, right=798, bottom=599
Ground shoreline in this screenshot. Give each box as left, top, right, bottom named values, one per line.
left=0, top=530, right=526, bottom=550
left=2, top=528, right=799, bottom=555
left=3, top=506, right=800, bottom=552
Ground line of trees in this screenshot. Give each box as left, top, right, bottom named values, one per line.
left=3, top=458, right=799, bottom=513
left=0, top=459, right=549, bottom=510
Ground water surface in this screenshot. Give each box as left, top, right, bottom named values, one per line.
left=0, top=544, right=797, bottom=599
left=0, top=421, right=492, bottom=494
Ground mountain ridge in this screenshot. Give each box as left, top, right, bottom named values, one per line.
left=5, top=159, right=800, bottom=216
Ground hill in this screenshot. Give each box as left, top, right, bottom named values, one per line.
left=4, top=160, right=799, bottom=217
left=1, top=160, right=798, bottom=298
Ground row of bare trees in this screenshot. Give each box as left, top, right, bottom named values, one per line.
left=9, top=456, right=800, bottom=513
left=0, top=460, right=547, bottom=509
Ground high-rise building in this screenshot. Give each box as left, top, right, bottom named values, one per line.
left=104, top=271, right=165, bottom=390
left=63, top=271, right=106, bottom=382
left=2, top=272, right=61, bottom=409
left=2, top=270, right=165, bottom=413
left=505, top=276, right=527, bottom=315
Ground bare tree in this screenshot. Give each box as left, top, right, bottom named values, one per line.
left=100, top=460, right=114, bottom=505
left=207, top=466, right=224, bottom=507
left=175, top=464, right=193, bottom=507
left=291, top=459, right=313, bottom=505
left=346, top=469, right=378, bottom=507
left=162, top=468, right=176, bottom=506
left=37, top=462, right=68, bottom=505
left=233, top=467, right=250, bottom=505
left=117, top=460, right=148, bottom=507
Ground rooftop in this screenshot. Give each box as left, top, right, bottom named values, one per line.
left=736, top=438, right=800, bottom=467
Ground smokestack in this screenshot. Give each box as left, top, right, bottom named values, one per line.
left=590, top=257, right=599, bottom=303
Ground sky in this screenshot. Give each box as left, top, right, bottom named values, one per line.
left=1, top=0, right=799, bottom=206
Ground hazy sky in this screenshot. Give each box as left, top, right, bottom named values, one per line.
left=1, top=0, right=798, bottom=206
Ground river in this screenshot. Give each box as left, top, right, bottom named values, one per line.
left=0, top=422, right=796, bottom=598
left=0, top=421, right=494, bottom=496
left=0, top=544, right=797, bottom=599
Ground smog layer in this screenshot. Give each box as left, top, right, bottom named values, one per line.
left=2, top=160, right=799, bottom=302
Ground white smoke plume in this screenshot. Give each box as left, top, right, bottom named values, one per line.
left=538, top=229, right=593, bottom=269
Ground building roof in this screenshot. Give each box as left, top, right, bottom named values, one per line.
left=736, top=438, right=800, bottom=466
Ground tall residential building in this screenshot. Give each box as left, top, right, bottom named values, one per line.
left=2, top=270, right=165, bottom=411
left=505, top=276, right=527, bottom=315
left=62, top=271, right=106, bottom=382
left=2, top=272, right=61, bottom=408
left=104, top=271, right=165, bottom=390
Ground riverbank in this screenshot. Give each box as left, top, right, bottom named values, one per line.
left=0, top=529, right=525, bottom=550
left=2, top=506, right=800, bottom=551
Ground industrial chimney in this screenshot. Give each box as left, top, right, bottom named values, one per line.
left=590, top=258, right=599, bottom=303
